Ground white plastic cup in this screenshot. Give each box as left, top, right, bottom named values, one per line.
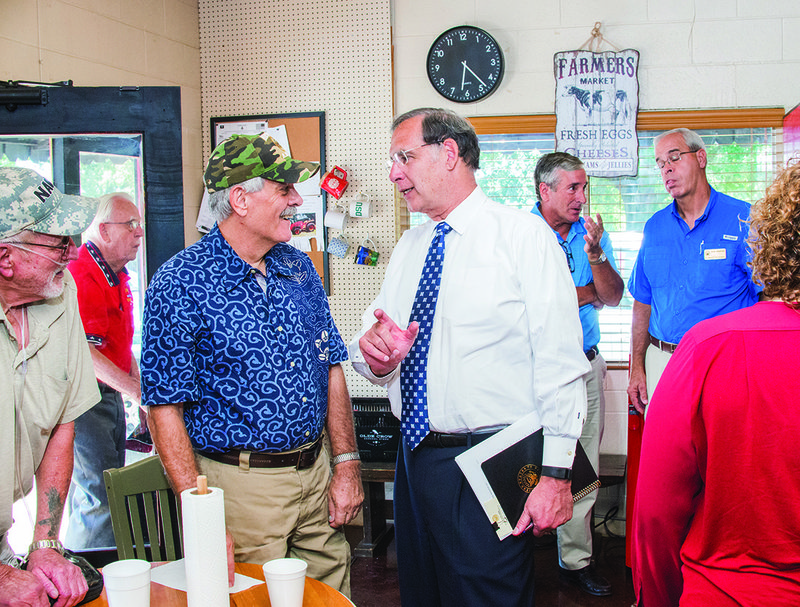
left=102, top=559, right=151, bottom=607
left=262, top=558, right=307, bottom=607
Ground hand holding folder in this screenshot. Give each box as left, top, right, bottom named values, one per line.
left=455, top=412, right=599, bottom=540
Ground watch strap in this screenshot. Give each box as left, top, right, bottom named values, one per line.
left=540, top=465, right=573, bottom=480
left=331, top=451, right=360, bottom=466
left=588, top=250, right=607, bottom=266
left=28, top=539, right=65, bottom=556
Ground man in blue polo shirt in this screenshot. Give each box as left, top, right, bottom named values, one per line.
left=533, top=152, right=623, bottom=597
left=627, top=128, right=760, bottom=415
left=141, top=135, right=363, bottom=596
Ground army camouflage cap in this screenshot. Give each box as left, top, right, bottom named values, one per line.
left=0, top=166, right=100, bottom=239
left=204, top=134, right=321, bottom=193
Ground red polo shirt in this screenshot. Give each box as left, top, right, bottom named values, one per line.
left=68, top=241, right=134, bottom=374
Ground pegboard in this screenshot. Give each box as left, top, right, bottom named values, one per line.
left=199, top=0, right=395, bottom=396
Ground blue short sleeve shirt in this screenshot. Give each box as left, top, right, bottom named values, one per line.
left=141, top=226, right=347, bottom=453
left=628, top=187, right=759, bottom=344
left=532, top=205, right=618, bottom=350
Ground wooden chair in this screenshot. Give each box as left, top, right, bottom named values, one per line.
left=104, top=455, right=183, bottom=561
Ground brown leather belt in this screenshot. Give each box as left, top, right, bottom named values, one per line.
left=199, top=437, right=323, bottom=469
left=649, top=334, right=678, bottom=354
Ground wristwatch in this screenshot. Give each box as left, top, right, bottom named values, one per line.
left=29, top=539, right=65, bottom=556
left=588, top=250, right=607, bottom=266
left=540, top=466, right=573, bottom=480
left=331, top=451, right=361, bottom=466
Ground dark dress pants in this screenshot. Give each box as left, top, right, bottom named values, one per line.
left=394, top=437, right=536, bottom=607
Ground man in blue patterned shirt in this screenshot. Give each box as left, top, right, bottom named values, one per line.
left=141, top=135, right=363, bottom=595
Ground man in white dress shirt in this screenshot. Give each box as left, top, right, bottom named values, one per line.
left=350, top=108, right=590, bottom=607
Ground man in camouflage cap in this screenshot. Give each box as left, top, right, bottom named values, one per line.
left=0, top=166, right=100, bottom=606
left=142, top=135, right=363, bottom=595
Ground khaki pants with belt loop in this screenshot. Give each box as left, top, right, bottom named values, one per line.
left=196, top=441, right=351, bottom=596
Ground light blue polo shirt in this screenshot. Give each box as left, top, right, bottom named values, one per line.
left=628, top=187, right=760, bottom=344
left=532, top=205, right=618, bottom=351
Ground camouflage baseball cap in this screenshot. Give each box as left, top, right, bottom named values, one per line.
left=204, top=134, right=320, bottom=193
left=0, top=166, right=100, bottom=239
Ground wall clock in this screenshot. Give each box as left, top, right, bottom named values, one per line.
left=427, top=26, right=504, bottom=103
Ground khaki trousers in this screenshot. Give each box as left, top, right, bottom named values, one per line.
left=196, top=443, right=351, bottom=596
left=557, top=353, right=606, bottom=570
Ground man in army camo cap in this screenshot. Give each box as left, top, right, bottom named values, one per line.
left=204, top=133, right=320, bottom=193
left=0, top=166, right=100, bottom=606
left=141, top=135, right=362, bottom=595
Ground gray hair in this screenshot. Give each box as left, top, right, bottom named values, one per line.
left=207, top=176, right=265, bottom=222
left=534, top=152, right=585, bottom=201
left=392, top=108, right=480, bottom=170
left=84, top=192, right=134, bottom=242
left=654, top=128, right=706, bottom=152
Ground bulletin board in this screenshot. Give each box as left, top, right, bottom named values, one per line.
left=209, top=112, right=329, bottom=293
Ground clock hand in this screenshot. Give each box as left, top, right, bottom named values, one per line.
left=461, top=61, right=467, bottom=90
left=461, top=61, right=487, bottom=87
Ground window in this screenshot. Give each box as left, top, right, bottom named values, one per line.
left=403, top=109, right=784, bottom=364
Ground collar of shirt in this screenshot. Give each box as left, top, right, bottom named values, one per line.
left=207, top=226, right=296, bottom=291
left=430, top=185, right=485, bottom=237
left=85, top=241, right=127, bottom=287
left=670, top=186, right=719, bottom=230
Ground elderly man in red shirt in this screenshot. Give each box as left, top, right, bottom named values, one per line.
left=64, top=193, right=143, bottom=550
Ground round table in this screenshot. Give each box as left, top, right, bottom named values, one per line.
left=84, top=562, right=354, bottom=607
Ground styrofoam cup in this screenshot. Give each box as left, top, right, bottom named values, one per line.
left=102, top=559, right=151, bottom=607
left=262, top=558, right=307, bottom=607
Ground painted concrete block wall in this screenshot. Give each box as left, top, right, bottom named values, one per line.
left=0, top=0, right=202, bottom=245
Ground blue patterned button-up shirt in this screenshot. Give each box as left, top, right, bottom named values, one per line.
left=141, top=226, right=347, bottom=453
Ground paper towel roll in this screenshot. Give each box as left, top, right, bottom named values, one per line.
left=181, top=486, right=229, bottom=607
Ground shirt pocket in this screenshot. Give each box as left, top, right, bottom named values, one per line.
left=22, top=371, right=70, bottom=434
left=644, top=246, right=672, bottom=289
left=693, top=243, right=738, bottom=292
left=445, top=266, right=501, bottom=327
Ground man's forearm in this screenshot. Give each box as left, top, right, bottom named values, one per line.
left=591, top=263, right=624, bottom=307
left=148, top=403, right=200, bottom=494
left=630, top=300, right=652, bottom=372
left=325, top=364, right=359, bottom=456
left=33, top=423, right=74, bottom=542
left=89, top=345, right=141, bottom=404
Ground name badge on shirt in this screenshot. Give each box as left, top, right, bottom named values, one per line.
left=704, top=248, right=727, bottom=261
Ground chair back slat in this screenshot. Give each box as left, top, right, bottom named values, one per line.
left=104, top=456, right=184, bottom=562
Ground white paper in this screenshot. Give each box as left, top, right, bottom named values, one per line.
left=181, top=487, right=229, bottom=606
left=150, top=559, right=262, bottom=594
left=454, top=411, right=542, bottom=541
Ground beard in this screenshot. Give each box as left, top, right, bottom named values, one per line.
left=39, top=269, right=66, bottom=299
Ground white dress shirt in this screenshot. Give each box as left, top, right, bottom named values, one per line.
left=350, top=187, right=589, bottom=468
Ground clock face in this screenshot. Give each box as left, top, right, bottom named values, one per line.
left=427, top=26, right=504, bottom=103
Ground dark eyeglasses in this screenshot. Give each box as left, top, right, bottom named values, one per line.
left=559, top=241, right=575, bottom=273
left=104, top=219, right=142, bottom=231
left=5, top=239, right=72, bottom=258
left=386, top=140, right=444, bottom=170
left=656, top=150, right=698, bottom=170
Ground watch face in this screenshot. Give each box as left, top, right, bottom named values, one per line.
left=427, top=26, right=504, bottom=103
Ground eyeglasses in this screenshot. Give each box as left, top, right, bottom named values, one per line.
left=5, top=239, right=72, bottom=258
left=386, top=140, right=444, bottom=170
left=559, top=241, right=575, bottom=273
left=656, top=150, right=698, bottom=170
left=104, top=219, right=143, bottom=231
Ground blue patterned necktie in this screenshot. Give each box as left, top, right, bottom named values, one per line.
left=400, top=221, right=452, bottom=449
